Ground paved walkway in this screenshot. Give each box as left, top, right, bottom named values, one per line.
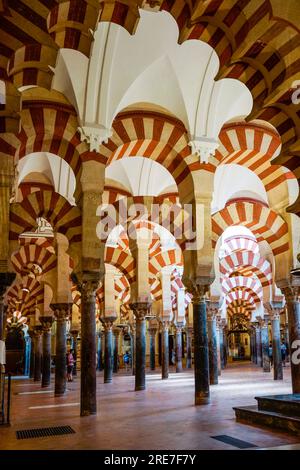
left=1, top=362, right=299, bottom=450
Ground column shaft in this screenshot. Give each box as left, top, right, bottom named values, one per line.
left=186, top=328, right=192, bottom=369
left=161, top=324, right=169, bottom=379
left=272, top=316, right=283, bottom=380
left=193, top=300, right=210, bottom=405
left=149, top=330, right=156, bottom=370
left=208, top=315, right=218, bottom=385
left=175, top=327, right=183, bottom=373
left=255, top=327, right=262, bottom=367
left=261, top=324, right=270, bottom=372
left=286, top=298, right=300, bottom=393
left=104, top=325, right=113, bottom=383
left=33, top=328, right=42, bottom=382
left=54, top=315, right=67, bottom=396
left=135, top=315, right=146, bottom=390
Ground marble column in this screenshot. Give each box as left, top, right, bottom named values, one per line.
left=186, top=326, right=192, bottom=369
left=283, top=287, right=300, bottom=393
left=193, top=292, right=210, bottom=405
left=103, top=319, right=114, bottom=383
left=33, top=326, right=42, bottom=382
left=71, top=329, right=79, bottom=376
left=51, top=304, right=70, bottom=397
left=255, top=324, right=262, bottom=367
left=130, top=303, right=149, bottom=391
left=28, top=329, right=35, bottom=379
left=219, top=323, right=225, bottom=369
left=271, top=312, right=283, bottom=380
left=97, top=331, right=102, bottom=371
left=261, top=319, right=270, bottom=372
left=130, top=325, right=136, bottom=376
left=207, top=309, right=218, bottom=385
left=175, top=323, right=183, bottom=373
left=161, top=321, right=169, bottom=379
left=216, top=320, right=221, bottom=376
left=148, top=327, right=157, bottom=370
left=40, top=316, right=54, bottom=388
left=285, top=323, right=290, bottom=362
left=113, top=327, right=120, bottom=373
left=24, top=335, right=31, bottom=376
left=0, top=273, right=15, bottom=340
left=80, top=274, right=99, bottom=416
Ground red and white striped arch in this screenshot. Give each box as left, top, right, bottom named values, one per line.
left=222, top=276, right=262, bottom=299
left=220, top=251, right=272, bottom=288
left=212, top=200, right=289, bottom=257
left=222, top=235, right=259, bottom=256
left=215, top=123, right=294, bottom=194
left=225, top=290, right=260, bottom=307
left=11, top=244, right=57, bottom=277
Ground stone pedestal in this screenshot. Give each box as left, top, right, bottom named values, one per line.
left=148, top=328, right=157, bottom=370
left=130, top=303, right=149, bottom=391
left=207, top=310, right=218, bottom=385
left=103, top=319, right=114, bottom=383
left=51, top=304, right=70, bottom=397
left=175, top=324, right=183, bottom=373
left=40, top=316, right=54, bottom=388
left=193, top=296, right=210, bottom=405
left=33, top=326, right=42, bottom=382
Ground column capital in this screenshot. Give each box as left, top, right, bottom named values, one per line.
left=206, top=301, right=220, bottom=320
left=50, top=303, right=71, bottom=322
left=184, top=280, right=210, bottom=304
left=129, top=302, right=151, bottom=320
left=282, top=285, right=300, bottom=303
left=148, top=327, right=157, bottom=336
left=160, top=320, right=171, bottom=332
left=101, top=317, right=115, bottom=331
left=72, top=271, right=101, bottom=301
left=33, top=325, right=43, bottom=337
left=113, top=326, right=121, bottom=336
left=70, top=329, right=79, bottom=338
left=39, top=315, right=54, bottom=332
left=175, top=322, right=184, bottom=333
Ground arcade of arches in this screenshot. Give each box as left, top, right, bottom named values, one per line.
left=1, top=0, right=300, bottom=450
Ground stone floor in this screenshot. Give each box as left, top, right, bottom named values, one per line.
left=1, top=361, right=300, bottom=450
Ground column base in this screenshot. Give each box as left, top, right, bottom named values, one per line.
left=80, top=410, right=97, bottom=417
left=135, top=385, right=145, bottom=391
left=104, top=378, right=112, bottom=384
left=41, top=382, right=50, bottom=388
left=55, top=391, right=66, bottom=397
left=195, top=392, right=210, bottom=405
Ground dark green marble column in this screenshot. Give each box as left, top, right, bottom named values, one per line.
left=103, top=320, right=114, bottom=383
left=148, top=328, right=157, bottom=370
left=175, top=324, right=183, bottom=373
left=207, top=310, right=218, bottom=385
left=193, top=297, right=210, bottom=405
left=186, top=327, right=192, bottom=369
left=113, top=327, right=120, bottom=373
left=271, top=312, right=283, bottom=380
left=255, top=324, right=262, bottom=367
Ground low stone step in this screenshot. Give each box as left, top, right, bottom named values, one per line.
left=233, top=405, right=300, bottom=436
left=255, top=394, right=300, bottom=418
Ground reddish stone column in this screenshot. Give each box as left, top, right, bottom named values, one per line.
left=51, top=304, right=71, bottom=397
left=40, top=316, right=54, bottom=388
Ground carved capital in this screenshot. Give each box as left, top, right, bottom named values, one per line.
left=148, top=327, right=157, bottom=337
left=101, top=317, right=115, bottom=332
left=33, top=325, right=43, bottom=337
left=175, top=322, right=184, bottom=334
left=50, top=303, right=71, bottom=322
left=129, top=302, right=151, bottom=320
left=70, top=329, right=79, bottom=338
left=282, top=286, right=300, bottom=303
left=39, top=315, right=54, bottom=332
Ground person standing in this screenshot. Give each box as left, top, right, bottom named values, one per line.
left=67, top=349, right=75, bottom=382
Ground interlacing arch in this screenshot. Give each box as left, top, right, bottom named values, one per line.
left=221, top=276, right=263, bottom=299
left=212, top=200, right=289, bottom=257
left=219, top=251, right=272, bottom=288
left=11, top=244, right=57, bottom=277
left=99, top=111, right=198, bottom=201
left=216, top=122, right=295, bottom=195
left=9, top=190, right=82, bottom=245
left=6, top=277, right=44, bottom=315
